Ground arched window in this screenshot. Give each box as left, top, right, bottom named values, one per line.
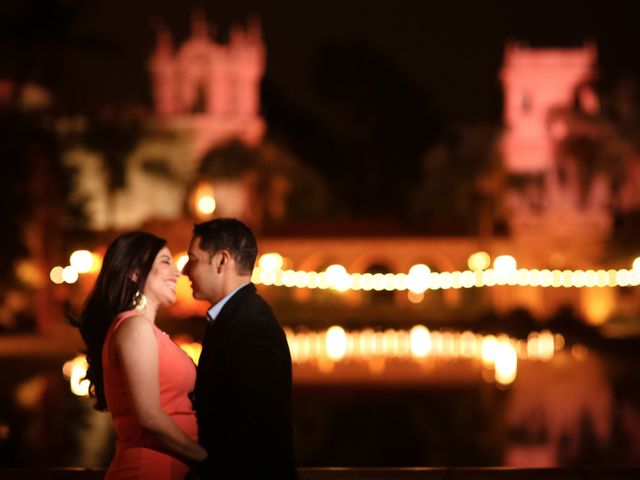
left=362, top=263, right=395, bottom=307
left=193, top=84, right=207, bottom=113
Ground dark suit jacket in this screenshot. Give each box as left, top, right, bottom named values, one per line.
left=193, top=283, right=297, bottom=479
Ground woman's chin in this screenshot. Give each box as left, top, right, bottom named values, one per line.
left=161, top=294, right=177, bottom=307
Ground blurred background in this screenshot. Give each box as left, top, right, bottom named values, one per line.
left=2, top=0, right=640, bottom=469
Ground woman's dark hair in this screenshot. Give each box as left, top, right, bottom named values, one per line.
left=77, top=231, right=166, bottom=410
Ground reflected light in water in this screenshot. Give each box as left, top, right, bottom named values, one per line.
left=326, top=326, right=348, bottom=360
left=409, top=325, right=432, bottom=358
left=64, top=327, right=566, bottom=396
left=481, top=335, right=499, bottom=367
left=495, top=340, right=518, bottom=385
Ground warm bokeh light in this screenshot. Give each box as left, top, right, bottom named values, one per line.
left=326, top=326, right=348, bottom=360
left=49, top=266, right=64, bottom=284
left=409, top=325, right=432, bottom=358
left=247, top=251, right=640, bottom=292
left=537, top=331, right=555, bottom=360
left=494, top=341, right=517, bottom=385
left=89, top=253, right=102, bottom=273
left=460, top=331, right=479, bottom=357
left=571, top=344, right=588, bottom=360
left=15, top=260, right=44, bottom=288
left=493, top=255, right=517, bottom=274
left=259, top=253, right=284, bottom=272
left=176, top=253, right=189, bottom=272
left=407, top=291, right=424, bottom=304
left=69, top=250, right=94, bottom=274
left=197, top=195, right=216, bottom=215
left=176, top=338, right=202, bottom=364
left=481, top=335, right=499, bottom=367
left=325, top=264, right=351, bottom=291
left=192, top=181, right=216, bottom=218
left=63, top=355, right=90, bottom=397
left=65, top=327, right=565, bottom=394
left=524, top=330, right=562, bottom=361
left=62, top=266, right=79, bottom=284
left=468, top=251, right=491, bottom=271
left=581, top=287, right=614, bottom=325
left=407, top=264, right=431, bottom=294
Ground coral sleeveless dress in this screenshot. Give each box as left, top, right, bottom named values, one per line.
left=102, top=310, right=198, bottom=480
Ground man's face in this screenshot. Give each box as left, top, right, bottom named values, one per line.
left=184, top=236, right=223, bottom=304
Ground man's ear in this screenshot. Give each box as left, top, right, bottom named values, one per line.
left=217, top=251, right=231, bottom=272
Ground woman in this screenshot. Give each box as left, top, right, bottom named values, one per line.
left=77, top=231, right=207, bottom=479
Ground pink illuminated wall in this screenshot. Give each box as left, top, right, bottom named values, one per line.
left=148, top=11, right=266, bottom=155
left=500, top=42, right=597, bottom=173
left=149, top=11, right=264, bottom=119
left=499, top=42, right=614, bottom=238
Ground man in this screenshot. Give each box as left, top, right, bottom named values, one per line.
left=184, top=218, right=297, bottom=479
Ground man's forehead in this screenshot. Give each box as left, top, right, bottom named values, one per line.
left=188, top=236, right=205, bottom=255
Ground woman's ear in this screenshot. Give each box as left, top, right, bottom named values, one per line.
left=129, top=270, right=140, bottom=283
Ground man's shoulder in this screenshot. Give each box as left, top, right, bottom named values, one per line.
left=235, top=286, right=275, bottom=317
left=233, top=291, right=284, bottom=334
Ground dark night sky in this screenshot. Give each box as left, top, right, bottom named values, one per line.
left=4, top=0, right=640, bottom=221
left=2, top=1, right=640, bottom=197
left=5, top=0, right=639, bottom=122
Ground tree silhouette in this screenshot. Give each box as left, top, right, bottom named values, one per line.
left=411, top=122, right=502, bottom=235
left=309, top=43, right=443, bottom=219
left=551, top=76, right=640, bottom=254
left=198, top=139, right=330, bottom=229
left=0, top=0, right=112, bottom=108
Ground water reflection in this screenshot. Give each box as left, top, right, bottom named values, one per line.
left=2, top=331, right=640, bottom=468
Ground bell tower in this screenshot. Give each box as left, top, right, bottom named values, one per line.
left=500, top=42, right=597, bottom=174
left=148, top=11, right=266, bottom=155
left=498, top=42, right=612, bottom=240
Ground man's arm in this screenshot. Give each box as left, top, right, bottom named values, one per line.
left=226, top=315, right=288, bottom=452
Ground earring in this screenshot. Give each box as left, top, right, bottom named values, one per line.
left=132, top=290, right=147, bottom=311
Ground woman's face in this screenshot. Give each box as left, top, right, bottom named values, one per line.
left=143, top=246, right=180, bottom=307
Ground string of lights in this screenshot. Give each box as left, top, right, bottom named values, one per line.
left=51, top=249, right=640, bottom=292
left=250, top=252, right=640, bottom=292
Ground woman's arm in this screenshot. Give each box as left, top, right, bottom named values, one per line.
left=111, top=315, right=207, bottom=463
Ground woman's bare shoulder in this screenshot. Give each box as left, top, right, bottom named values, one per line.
left=112, top=314, right=155, bottom=343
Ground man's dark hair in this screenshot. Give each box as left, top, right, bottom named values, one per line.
left=193, top=218, right=258, bottom=275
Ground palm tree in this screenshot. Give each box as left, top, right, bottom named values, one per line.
left=551, top=78, right=640, bottom=255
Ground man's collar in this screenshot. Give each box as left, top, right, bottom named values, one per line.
left=206, top=282, right=250, bottom=323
